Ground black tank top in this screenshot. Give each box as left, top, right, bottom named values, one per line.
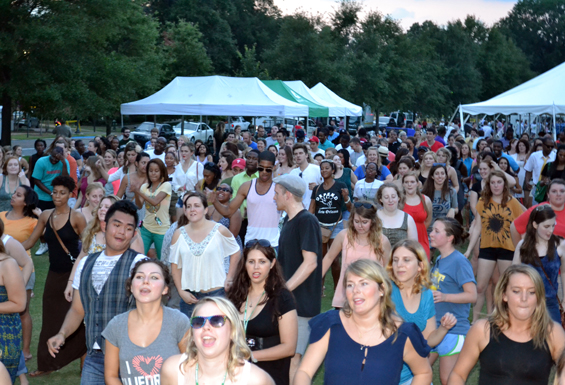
left=45, top=211, right=81, bottom=273
left=479, top=323, right=553, bottom=385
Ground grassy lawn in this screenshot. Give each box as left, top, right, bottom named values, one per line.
left=11, top=125, right=122, bottom=141
left=23, top=242, right=555, bottom=384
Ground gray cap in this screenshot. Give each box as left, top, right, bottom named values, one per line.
left=273, top=174, right=306, bottom=198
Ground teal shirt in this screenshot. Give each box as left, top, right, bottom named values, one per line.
left=32, top=156, right=70, bottom=201
left=318, top=140, right=335, bottom=151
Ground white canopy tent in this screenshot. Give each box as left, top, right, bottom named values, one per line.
left=284, top=80, right=348, bottom=116
left=311, top=83, right=363, bottom=116
left=120, top=76, right=309, bottom=117
left=459, top=61, right=565, bottom=138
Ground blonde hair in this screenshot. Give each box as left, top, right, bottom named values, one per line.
left=489, top=264, right=553, bottom=350
left=347, top=202, right=385, bottom=264
left=366, top=147, right=382, bottom=169
left=386, top=240, right=431, bottom=294
left=436, top=147, right=452, bottom=164
left=402, top=171, right=431, bottom=222
left=84, top=182, right=105, bottom=207
left=180, top=297, right=251, bottom=381
left=81, top=195, right=119, bottom=252
left=342, top=260, right=399, bottom=339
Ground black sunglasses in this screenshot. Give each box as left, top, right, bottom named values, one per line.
left=190, top=315, right=228, bottom=329
left=257, top=167, right=273, bottom=173
left=245, top=239, right=271, bottom=248
left=354, top=202, right=374, bottom=209
left=216, top=187, right=232, bottom=193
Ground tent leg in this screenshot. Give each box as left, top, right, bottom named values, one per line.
left=154, top=116, right=157, bottom=128
left=121, top=115, right=123, bottom=129
left=181, top=116, right=185, bottom=136
left=449, top=105, right=459, bottom=125
left=553, top=104, right=557, bottom=141
left=459, top=106, right=464, bottom=137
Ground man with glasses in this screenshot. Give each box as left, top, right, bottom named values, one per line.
left=524, top=137, right=556, bottom=205
left=209, top=151, right=279, bottom=248
left=272, top=173, right=322, bottom=382
left=46, top=201, right=146, bottom=385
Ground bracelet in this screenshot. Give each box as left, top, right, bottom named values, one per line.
left=344, top=197, right=351, bottom=204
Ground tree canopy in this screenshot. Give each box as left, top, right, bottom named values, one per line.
left=1, top=0, right=560, bottom=143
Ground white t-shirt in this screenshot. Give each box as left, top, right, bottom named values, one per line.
left=310, top=149, right=325, bottom=159
left=353, top=178, right=384, bottom=203
left=146, top=149, right=166, bottom=162
left=335, top=144, right=354, bottom=155
left=72, top=251, right=147, bottom=294
left=290, top=164, right=323, bottom=208
left=356, top=155, right=366, bottom=167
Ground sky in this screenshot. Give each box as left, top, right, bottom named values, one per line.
left=273, top=0, right=518, bottom=30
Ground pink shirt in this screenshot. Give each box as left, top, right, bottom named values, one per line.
left=332, top=235, right=381, bottom=308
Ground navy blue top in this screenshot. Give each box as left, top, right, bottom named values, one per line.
left=309, top=310, right=431, bottom=385
left=529, top=250, right=561, bottom=300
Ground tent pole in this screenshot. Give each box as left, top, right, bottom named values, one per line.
left=458, top=105, right=464, bottom=136
left=121, top=115, right=123, bottom=129
left=181, top=116, right=185, bottom=136
left=449, top=105, right=459, bottom=125
left=154, top=116, right=156, bottom=128
left=553, top=104, right=557, bottom=141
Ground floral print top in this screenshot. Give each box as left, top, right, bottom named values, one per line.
left=476, top=197, right=523, bottom=251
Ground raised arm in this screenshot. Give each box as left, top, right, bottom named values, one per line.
left=210, top=181, right=250, bottom=217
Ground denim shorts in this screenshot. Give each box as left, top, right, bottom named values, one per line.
left=179, top=287, right=226, bottom=318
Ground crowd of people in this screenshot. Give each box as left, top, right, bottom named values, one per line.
left=0, top=119, right=565, bottom=385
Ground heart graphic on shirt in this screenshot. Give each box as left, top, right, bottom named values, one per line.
left=132, top=355, right=164, bottom=377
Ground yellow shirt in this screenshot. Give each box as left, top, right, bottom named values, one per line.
left=140, top=182, right=172, bottom=235
left=0, top=211, right=38, bottom=257
left=476, top=197, right=523, bottom=251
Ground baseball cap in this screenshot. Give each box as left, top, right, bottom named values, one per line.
left=232, top=158, right=246, bottom=170
left=310, top=136, right=320, bottom=143
left=273, top=174, right=306, bottom=199
left=417, top=146, right=429, bottom=153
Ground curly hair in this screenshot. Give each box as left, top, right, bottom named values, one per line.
left=52, top=175, right=76, bottom=192
left=481, top=170, right=511, bottom=208
left=488, top=264, right=553, bottom=350
left=347, top=202, right=385, bottom=265
left=342, top=260, right=399, bottom=339
left=387, top=240, right=431, bottom=294
left=18, top=186, right=39, bottom=219
left=227, top=242, right=291, bottom=323
left=180, top=297, right=251, bottom=382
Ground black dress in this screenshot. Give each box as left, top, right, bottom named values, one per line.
left=246, top=289, right=296, bottom=385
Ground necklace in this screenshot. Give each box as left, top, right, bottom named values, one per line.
left=195, top=363, right=227, bottom=385
left=6, top=176, right=18, bottom=197
left=243, top=290, right=265, bottom=331
left=351, top=318, right=379, bottom=371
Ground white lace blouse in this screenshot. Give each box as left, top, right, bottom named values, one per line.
left=169, top=223, right=240, bottom=292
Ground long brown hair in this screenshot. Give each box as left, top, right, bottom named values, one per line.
left=520, top=205, right=558, bottom=266
left=386, top=240, right=431, bottom=294
left=422, top=164, right=450, bottom=202
left=347, top=202, right=385, bottom=264
left=228, top=243, right=291, bottom=322
left=481, top=170, right=511, bottom=208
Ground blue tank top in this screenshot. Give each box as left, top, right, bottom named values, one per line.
left=529, top=250, right=561, bottom=300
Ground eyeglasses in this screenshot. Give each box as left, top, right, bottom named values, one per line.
left=535, top=204, right=551, bottom=212
left=190, top=315, right=228, bottom=329
left=216, top=187, right=232, bottom=193
left=245, top=239, right=271, bottom=248
left=354, top=202, right=374, bottom=209
left=257, top=167, right=273, bottom=173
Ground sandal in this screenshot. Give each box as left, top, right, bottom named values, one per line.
left=29, top=370, right=53, bottom=377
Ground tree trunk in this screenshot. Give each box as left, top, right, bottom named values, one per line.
left=1, top=91, right=12, bottom=146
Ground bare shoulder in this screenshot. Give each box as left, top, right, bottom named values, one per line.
left=161, top=353, right=183, bottom=384
left=218, top=224, right=233, bottom=238
left=171, top=227, right=184, bottom=244
left=247, top=364, right=275, bottom=385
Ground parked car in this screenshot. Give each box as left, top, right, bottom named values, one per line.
left=173, top=121, right=214, bottom=144
left=227, top=117, right=251, bottom=131
left=131, top=122, right=176, bottom=147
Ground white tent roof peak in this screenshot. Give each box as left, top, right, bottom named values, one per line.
left=460, top=61, right=565, bottom=115
left=121, top=76, right=309, bottom=117
left=284, top=80, right=347, bottom=116
left=311, top=83, right=363, bottom=116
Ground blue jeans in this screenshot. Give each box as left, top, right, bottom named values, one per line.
left=180, top=287, right=226, bottom=318
left=81, top=351, right=105, bottom=385
left=546, top=297, right=562, bottom=323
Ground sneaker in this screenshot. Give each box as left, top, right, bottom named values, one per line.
left=35, top=243, right=48, bottom=256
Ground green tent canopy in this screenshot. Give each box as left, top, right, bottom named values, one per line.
left=262, top=80, right=329, bottom=117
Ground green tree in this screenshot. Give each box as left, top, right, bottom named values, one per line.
left=1, top=0, right=164, bottom=140
left=499, top=0, right=565, bottom=74
left=162, top=20, right=213, bottom=82
left=235, top=45, right=269, bottom=78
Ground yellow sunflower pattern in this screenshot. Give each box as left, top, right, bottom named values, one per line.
left=478, top=199, right=521, bottom=250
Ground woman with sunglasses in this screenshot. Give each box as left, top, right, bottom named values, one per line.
left=321, top=201, right=391, bottom=308
left=295, top=259, right=432, bottom=385
left=170, top=192, right=241, bottom=317
left=207, top=183, right=243, bottom=273
left=512, top=205, right=565, bottom=323
left=161, top=296, right=275, bottom=385
left=102, top=259, right=190, bottom=385
left=465, top=170, right=524, bottom=323
left=228, top=239, right=298, bottom=385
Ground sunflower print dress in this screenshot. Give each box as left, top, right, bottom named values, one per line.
left=476, top=197, right=523, bottom=251
left=0, top=285, right=22, bottom=383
